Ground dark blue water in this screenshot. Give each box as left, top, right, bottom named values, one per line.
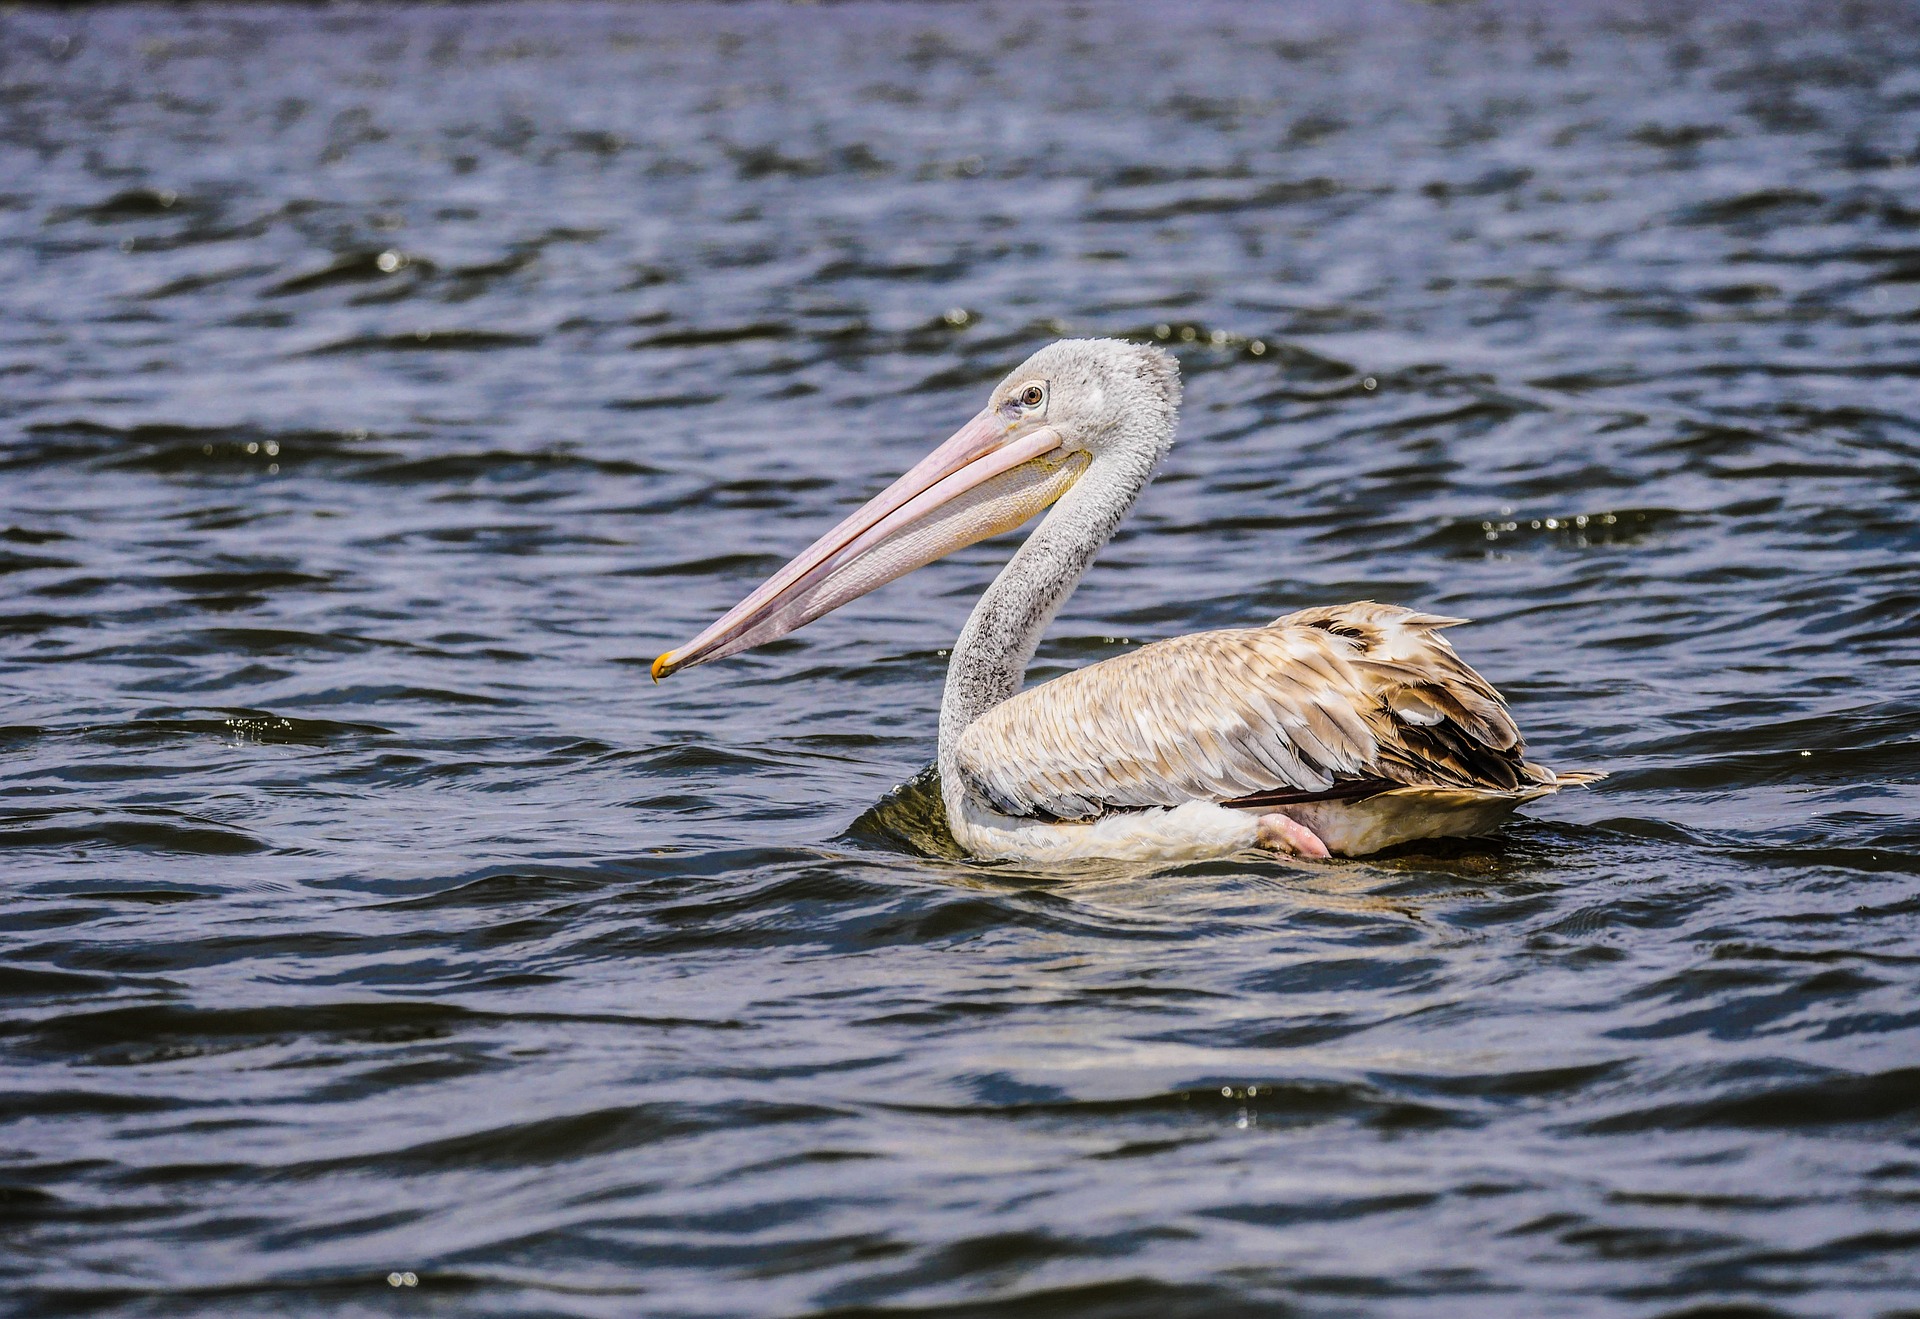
left=3, top=3, right=1919, bottom=1315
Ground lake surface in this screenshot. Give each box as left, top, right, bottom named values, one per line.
left=3, top=2, right=1919, bottom=1315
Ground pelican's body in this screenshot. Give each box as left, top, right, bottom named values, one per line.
left=656, top=340, right=1598, bottom=863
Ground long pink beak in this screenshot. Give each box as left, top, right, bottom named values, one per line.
left=652, top=409, right=1070, bottom=680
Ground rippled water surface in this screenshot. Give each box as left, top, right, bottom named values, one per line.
left=4, top=2, right=1920, bottom=1314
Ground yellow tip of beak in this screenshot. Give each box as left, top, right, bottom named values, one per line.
left=651, top=652, right=676, bottom=683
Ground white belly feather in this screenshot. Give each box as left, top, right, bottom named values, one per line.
left=946, top=780, right=1566, bottom=865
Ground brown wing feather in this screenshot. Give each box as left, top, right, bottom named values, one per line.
left=953, top=602, right=1558, bottom=821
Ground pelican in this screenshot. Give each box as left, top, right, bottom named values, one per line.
left=653, top=339, right=1599, bottom=863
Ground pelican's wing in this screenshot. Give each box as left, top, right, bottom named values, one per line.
left=953, top=602, right=1559, bottom=821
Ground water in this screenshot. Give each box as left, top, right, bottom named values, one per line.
left=3, top=2, right=1919, bottom=1314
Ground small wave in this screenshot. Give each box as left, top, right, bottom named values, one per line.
left=8, top=420, right=369, bottom=474
left=0, top=808, right=266, bottom=856
left=305, top=329, right=540, bottom=354
left=1580, top=1065, right=1920, bottom=1134
left=629, top=321, right=792, bottom=350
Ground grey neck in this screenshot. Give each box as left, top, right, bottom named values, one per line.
left=936, top=450, right=1155, bottom=767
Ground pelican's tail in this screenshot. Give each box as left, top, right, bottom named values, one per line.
left=1281, top=768, right=1603, bottom=856
left=1547, top=768, right=1608, bottom=787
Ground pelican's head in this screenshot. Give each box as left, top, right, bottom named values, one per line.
left=1000, top=336, right=1183, bottom=461
left=652, top=338, right=1180, bottom=680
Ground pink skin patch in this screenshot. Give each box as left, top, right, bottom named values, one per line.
left=1256, top=812, right=1330, bottom=859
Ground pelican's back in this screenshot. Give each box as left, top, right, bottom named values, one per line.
left=953, top=602, right=1593, bottom=841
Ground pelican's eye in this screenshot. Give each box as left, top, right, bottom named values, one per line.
left=1018, top=384, right=1045, bottom=409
